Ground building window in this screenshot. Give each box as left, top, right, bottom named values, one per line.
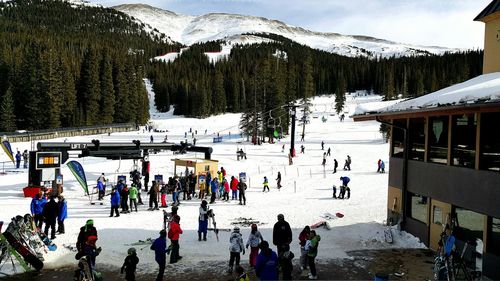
left=392, top=119, right=406, bottom=158
left=408, top=193, right=428, bottom=223
left=429, top=116, right=449, bottom=164
left=480, top=112, right=500, bottom=171
left=205, top=165, right=210, bottom=171
left=409, top=118, right=425, bottom=161
left=487, top=217, right=500, bottom=256
left=451, top=114, right=476, bottom=168
left=453, top=206, right=484, bottom=243
left=433, top=206, right=443, bottom=225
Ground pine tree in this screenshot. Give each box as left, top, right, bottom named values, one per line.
left=60, top=57, right=77, bottom=127
left=335, top=72, right=347, bottom=114
left=79, top=47, right=101, bottom=125
left=100, top=50, right=115, bottom=124
left=212, top=68, right=226, bottom=114
left=0, top=86, right=16, bottom=132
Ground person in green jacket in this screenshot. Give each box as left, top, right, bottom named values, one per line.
left=305, top=230, right=321, bottom=280
left=129, top=184, right=138, bottom=212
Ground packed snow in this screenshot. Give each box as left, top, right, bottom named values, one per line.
left=0, top=85, right=425, bottom=276
left=113, top=4, right=458, bottom=58
left=354, top=73, right=500, bottom=116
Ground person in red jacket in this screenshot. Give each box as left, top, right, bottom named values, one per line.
left=298, top=225, right=311, bottom=271
left=168, top=215, right=183, bottom=264
left=222, top=178, right=230, bottom=201
left=230, top=176, right=239, bottom=200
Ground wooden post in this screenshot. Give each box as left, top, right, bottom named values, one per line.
left=424, top=116, right=429, bottom=162
left=475, top=113, right=481, bottom=170
left=447, top=115, right=452, bottom=166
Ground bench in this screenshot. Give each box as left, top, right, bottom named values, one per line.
left=237, top=150, right=247, bottom=161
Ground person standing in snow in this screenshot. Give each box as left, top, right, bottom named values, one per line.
left=272, top=214, right=292, bottom=257
left=343, top=155, right=351, bottom=171
left=31, top=191, right=47, bottom=230
left=321, top=141, right=324, bottom=150
left=15, top=150, right=21, bottom=169
left=326, top=147, right=331, bottom=157
left=110, top=188, right=121, bottom=217
left=198, top=200, right=209, bottom=241
left=305, top=230, right=321, bottom=280
left=380, top=160, right=385, bottom=173
left=210, top=177, right=218, bottom=204
left=42, top=195, right=59, bottom=240
left=150, top=135, right=154, bottom=143
left=83, top=235, right=101, bottom=274
left=322, top=153, right=327, bottom=166
left=150, top=230, right=167, bottom=281
left=300, top=145, right=305, bottom=154
left=275, top=172, right=282, bottom=190
left=230, top=176, right=239, bottom=200
left=339, top=176, right=351, bottom=199
left=246, top=224, right=264, bottom=268
left=129, top=184, right=138, bottom=212
left=22, top=150, right=28, bottom=168
left=333, top=159, right=338, bottom=174
left=298, top=226, right=311, bottom=272
left=148, top=181, right=159, bottom=210
left=238, top=179, right=247, bottom=205
left=168, top=215, right=183, bottom=264
left=160, top=182, right=168, bottom=208
left=120, top=184, right=130, bottom=213
left=278, top=244, right=294, bottom=280
left=377, top=159, right=382, bottom=173
left=223, top=178, right=230, bottom=201
left=228, top=226, right=245, bottom=273
left=262, top=176, right=269, bottom=192
left=255, top=241, right=278, bottom=281
left=76, top=219, right=97, bottom=255
left=57, top=195, right=67, bottom=234
left=121, top=247, right=139, bottom=281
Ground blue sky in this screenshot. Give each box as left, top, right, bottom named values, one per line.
left=89, top=0, right=490, bottom=49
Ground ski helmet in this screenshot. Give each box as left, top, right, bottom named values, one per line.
left=233, top=226, right=240, bottom=232
left=128, top=247, right=137, bottom=255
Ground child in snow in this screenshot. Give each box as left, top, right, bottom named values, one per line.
left=246, top=224, right=264, bottom=267
left=262, top=176, right=269, bottom=192
left=228, top=226, right=245, bottom=273
left=234, top=265, right=250, bottom=281
left=121, top=247, right=139, bottom=281
left=278, top=244, right=295, bottom=280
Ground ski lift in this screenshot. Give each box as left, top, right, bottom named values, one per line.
left=267, top=111, right=276, bottom=129
left=274, top=117, right=283, bottom=138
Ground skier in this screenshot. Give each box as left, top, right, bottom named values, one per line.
left=76, top=219, right=97, bottom=256
left=150, top=230, right=167, bottom=281
left=326, top=147, right=331, bottom=157
left=110, top=188, right=120, bottom=217
left=333, top=159, right=338, bottom=174
left=300, top=145, right=305, bottom=154
left=305, top=230, right=321, bottom=280
left=129, top=184, right=138, bottom=212
left=246, top=223, right=264, bottom=268
left=210, top=177, right=218, bottom=204
left=121, top=247, right=139, bottom=281
left=255, top=241, right=278, bottom=281
left=298, top=226, right=311, bottom=272
left=339, top=176, right=351, bottom=199
left=272, top=214, right=292, bottom=257
left=230, top=176, right=239, bottom=200
left=278, top=244, right=294, bottom=280
left=168, top=215, right=183, bottom=264
left=30, top=191, right=47, bottom=230
left=238, top=178, right=247, bottom=205
left=228, top=226, right=245, bottom=273
left=262, top=176, right=269, bottom=192
left=22, top=150, right=28, bottom=168
left=275, top=172, right=282, bottom=190
left=57, top=194, right=67, bottom=234
left=198, top=200, right=209, bottom=241
left=97, top=173, right=106, bottom=200
left=42, top=196, right=59, bottom=240
left=15, top=150, right=21, bottom=169
left=321, top=141, right=324, bottom=150
left=322, top=153, right=326, bottom=166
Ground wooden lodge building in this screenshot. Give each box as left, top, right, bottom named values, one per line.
left=353, top=0, right=500, bottom=278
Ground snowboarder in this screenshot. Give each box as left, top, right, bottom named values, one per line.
left=326, top=147, right=331, bottom=157
left=230, top=176, right=239, bottom=200
left=255, top=241, right=278, bottom=281
left=42, top=196, right=59, bottom=240
left=198, top=200, right=209, bottom=241
left=333, top=159, right=338, bottom=174
left=150, top=230, right=167, bottom=281
left=228, top=226, right=245, bottom=273
left=321, top=141, right=324, bottom=150
left=305, top=230, right=321, bottom=280
left=30, top=191, right=47, bottom=230
left=272, top=214, right=292, bottom=257
left=238, top=178, right=247, bottom=205
left=278, top=244, right=294, bottom=280
left=298, top=226, right=311, bottom=272
left=121, top=247, right=139, bottom=281
left=110, top=188, right=121, bottom=217
left=300, top=145, right=305, bottom=154
left=15, top=150, right=21, bottom=169
left=129, top=184, right=138, bottom=212
left=57, top=194, right=67, bottom=234
left=246, top=223, right=264, bottom=268
left=275, top=172, right=282, bottom=190
left=22, top=150, right=28, bottom=168
left=76, top=219, right=97, bottom=255
left=168, top=215, right=183, bottom=264
left=262, top=176, right=269, bottom=192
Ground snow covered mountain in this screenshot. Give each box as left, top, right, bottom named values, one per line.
left=113, top=3, right=459, bottom=58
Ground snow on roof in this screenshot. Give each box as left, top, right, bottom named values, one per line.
left=353, top=99, right=401, bottom=116
left=358, top=73, right=500, bottom=116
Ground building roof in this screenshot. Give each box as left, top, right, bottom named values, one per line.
left=353, top=72, right=500, bottom=119
left=474, top=0, right=500, bottom=22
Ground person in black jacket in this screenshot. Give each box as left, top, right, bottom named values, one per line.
left=272, top=214, right=292, bottom=257
left=121, top=247, right=139, bottom=281
left=42, top=196, right=59, bottom=239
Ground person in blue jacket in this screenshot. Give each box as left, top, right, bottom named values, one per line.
left=31, top=191, right=47, bottom=229
left=255, top=241, right=278, bottom=281
left=57, top=195, right=68, bottom=234
left=339, top=176, right=351, bottom=199
left=110, top=188, right=121, bottom=217
left=150, top=229, right=168, bottom=281
left=15, top=150, right=21, bottom=169
left=209, top=177, right=218, bottom=204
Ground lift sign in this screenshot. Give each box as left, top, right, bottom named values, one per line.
left=36, top=152, right=62, bottom=169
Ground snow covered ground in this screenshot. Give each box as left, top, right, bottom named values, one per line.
left=0, top=86, right=425, bottom=276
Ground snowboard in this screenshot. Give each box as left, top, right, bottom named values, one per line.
left=126, top=238, right=154, bottom=246
left=310, top=220, right=330, bottom=230
left=62, top=243, right=78, bottom=252
left=38, top=232, right=57, bottom=251
left=3, top=231, right=44, bottom=271
left=208, top=227, right=231, bottom=232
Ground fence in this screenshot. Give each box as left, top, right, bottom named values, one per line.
left=1, top=123, right=136, bottom=143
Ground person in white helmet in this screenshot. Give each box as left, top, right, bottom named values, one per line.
left=228, top=226, right=245, bottom=273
